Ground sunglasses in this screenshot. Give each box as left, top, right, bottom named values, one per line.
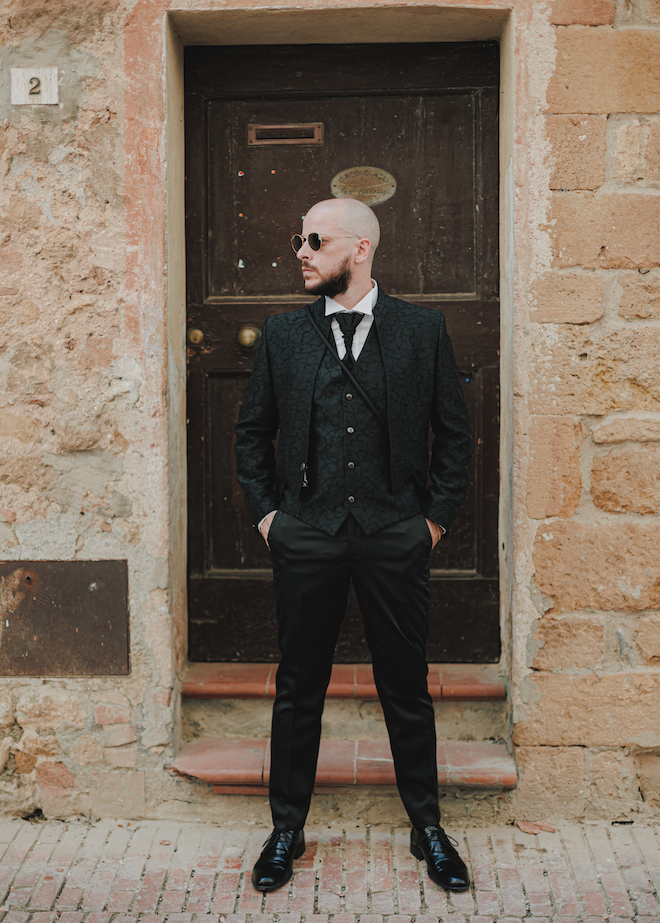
left=290, top=233, right=359, bottom=253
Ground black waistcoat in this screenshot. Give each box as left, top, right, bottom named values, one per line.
left=278, top=322, right=422, bottom=535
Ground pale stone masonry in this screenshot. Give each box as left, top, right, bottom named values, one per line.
left=0, top=0, right=659, bottom=824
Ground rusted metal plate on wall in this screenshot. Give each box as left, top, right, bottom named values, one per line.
left=0, top=561, right=129, bottom=676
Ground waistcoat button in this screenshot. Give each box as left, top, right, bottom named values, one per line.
left=347, top=461, right=355, bottom=469
left=346, top=393, right=353, bottom=400
left=346, top=426, right=354, bottom=434
left=348, top=496, right=355, bottom=503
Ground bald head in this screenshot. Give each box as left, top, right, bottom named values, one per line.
left=306, top=198, right=380, bottom=256
left=298, top=197, right=380, bottom=305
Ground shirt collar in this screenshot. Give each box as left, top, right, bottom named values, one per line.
left=324, top=280, right=378, bottom=317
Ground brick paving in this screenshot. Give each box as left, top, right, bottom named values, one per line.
left=0, top=819, right=656, bottom=921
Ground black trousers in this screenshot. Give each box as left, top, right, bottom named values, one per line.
left=267, top=511, right=440, bottom=831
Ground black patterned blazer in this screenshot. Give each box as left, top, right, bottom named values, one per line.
left=234, top=290, right=472, bottom=533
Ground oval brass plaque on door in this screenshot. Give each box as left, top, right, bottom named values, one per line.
left=331, top=166, right=397, bottom=206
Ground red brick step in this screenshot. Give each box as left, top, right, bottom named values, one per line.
left=181, top=662, right=505, bottom=701
left=172, top=737, right=517, bottom=795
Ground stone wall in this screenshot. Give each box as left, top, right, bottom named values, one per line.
left=0, top=0, right=658, bottom=823
left=0, top=0, right=178, bottom=819
left=513, top=0, right=660, bottom=821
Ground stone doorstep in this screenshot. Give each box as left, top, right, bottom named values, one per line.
left=172, top=737, right=518, bottom=794
left=181, top=662, right=506, bottom=701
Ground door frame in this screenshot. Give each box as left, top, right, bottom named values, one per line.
left=164, top=4, right=516, bottom=681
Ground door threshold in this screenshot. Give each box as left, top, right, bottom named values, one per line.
left=181, top=661, right=505, bottom=701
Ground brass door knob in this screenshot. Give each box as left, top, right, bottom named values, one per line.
left=237, top=324, right=261, bottom=350
left=187, top=328, right=204, bottom=346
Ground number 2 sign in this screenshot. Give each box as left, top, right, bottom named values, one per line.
left=11, top=67, right=59, bottom=105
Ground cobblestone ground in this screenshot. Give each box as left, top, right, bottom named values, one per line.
left=0, top=819, right=657, bottom=922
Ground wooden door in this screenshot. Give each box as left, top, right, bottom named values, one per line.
left=185, top=43, right=499, bottom=662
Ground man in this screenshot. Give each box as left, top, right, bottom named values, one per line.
left=234, top=197, right=472, bottom=894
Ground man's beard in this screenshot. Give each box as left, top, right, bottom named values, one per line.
left=303, top=259, right=351, bottom=298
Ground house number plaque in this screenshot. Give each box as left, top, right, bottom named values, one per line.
left=11, top=68, right=59, bottom=106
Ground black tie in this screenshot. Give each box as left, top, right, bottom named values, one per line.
left=335, top=312, right=364, bottom=367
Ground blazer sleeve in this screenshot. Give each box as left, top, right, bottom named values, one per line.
left=422, top=314, right=472, bottom=532
left=234, top=317, right=280, bottom=527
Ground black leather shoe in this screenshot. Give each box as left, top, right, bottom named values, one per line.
left=251, top=828, right=305, bottom=892
left=410, top=825, right=470, bottom=892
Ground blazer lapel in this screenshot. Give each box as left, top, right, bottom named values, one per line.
left=285, top=298, right=328, bottom=493
left=296, top=297, right=329, bottom=385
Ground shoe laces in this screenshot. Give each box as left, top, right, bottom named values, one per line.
left=262, top=829, right=296, bottom=848
left=427, top=827, right=459, bottom=849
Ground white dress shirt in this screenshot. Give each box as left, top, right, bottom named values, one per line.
left=325, top=281, right=378, bottom=361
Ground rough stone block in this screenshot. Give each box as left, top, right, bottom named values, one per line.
left=40, top=788, right=85, bottom=820
left=526, top=416, right=582, bottom=519
left=613, top=119, right=643, bottom=183
left=104, top=747, right=136, bottom=768
left=90, top=770, right=145, bottom=819
left=141, top=726, right=172, bottom=750
left=637, top=752, right=660, bottom=808
left=91, top=690, right=131, bottom=708
left=0, top=410, right=41, bottom=444
left=646, top=0, right=660, bottom=21
left=0, top=738, right=12, bottom=773
left=36, top=761, right=80, bottom=820
left=153, top=688, right=172, bottom=707
left=551, top=193, right=660, bottom=269
left=514, top=673, right=660, bottom=746
left=22, top=732, right=57, bottom=757
left=0, top=699, right=15, bottom=732
left=35, top=760, right=76, bottom=790
left=588, top=750, right=642, bottom=819
left=550, top=0, right=616, bottom=24
left=13, top=750, right=36, bottom=774
left=72, top=735, right=105, bottom=766
left=94, top=704, right=130, bottom=725
left=610, top=116, right=660, bottom=185
left=513, top=746, right=585, bottom=820
left=16, top=691, right=85, bottom=730
left=102, top=724, right=137, bottom=748
left=532, top=615, right=605, bottom=670
left=591, top=446, right=660, bottom=513
left=547, top=115, right=606, bottom=189
left=533, top=521, right=660, bottom=612
left=635, top=616, right=660, bottom=664
left=530, top=270, right=606, bottom=323
left=0, top=523, right=16, bottom=552
left=592, top=415, right=660, bottom=443
left=0, top=776, right=38, bottom=819
left=549, top=29, right=660, bottom=114
left=644, top=119, right=660, bottom=181
left=619, top=270, right=660, bottom=319
left=528, top=326, right=660, bottom=415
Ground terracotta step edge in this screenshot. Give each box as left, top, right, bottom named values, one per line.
left=172, top=737, right=517, bottom=791
left=181, top=662, right=506, bottom=701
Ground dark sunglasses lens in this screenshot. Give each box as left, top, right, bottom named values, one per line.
left=309, top=232, right=322, bottom=251
left=291, top=234, right=304, bottom=252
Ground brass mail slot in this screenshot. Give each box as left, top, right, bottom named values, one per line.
left=247, top=123, right=324, bottom=146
